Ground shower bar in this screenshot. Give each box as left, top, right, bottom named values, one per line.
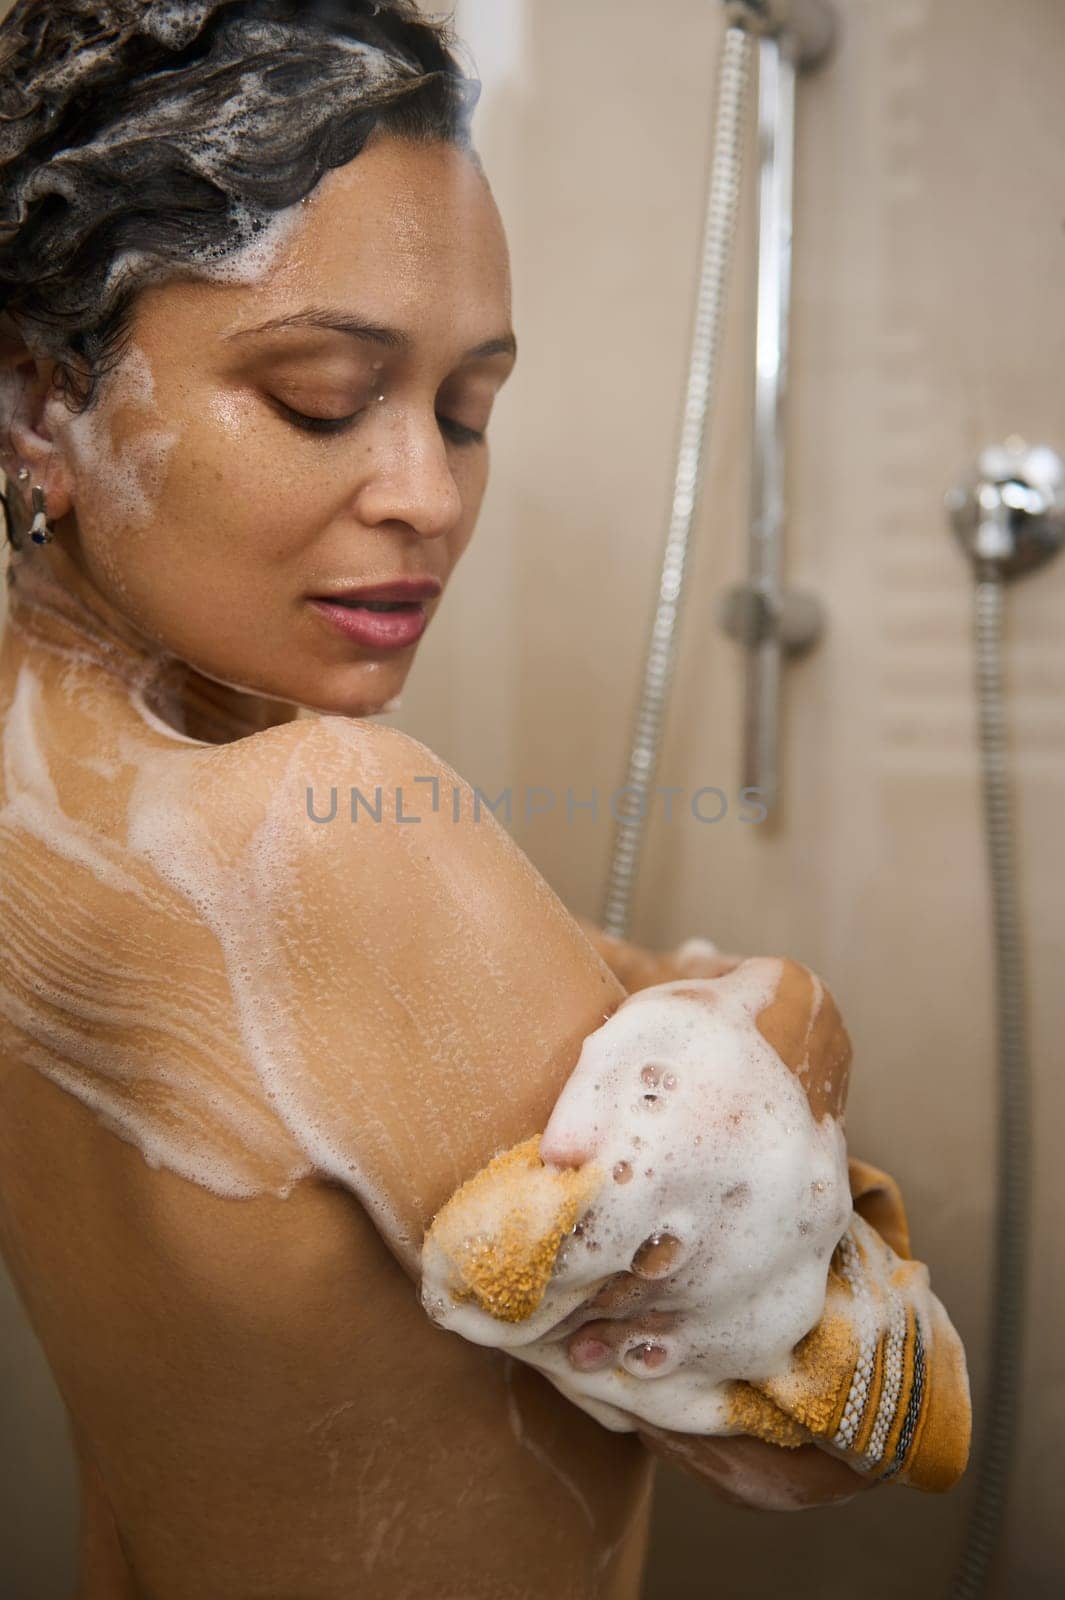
left=717, top=0, right=833, bottom=818
left=600, top=0, right=835, bottom=938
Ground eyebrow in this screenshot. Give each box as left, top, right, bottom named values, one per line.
left=226, top=306, right=517, bottom=364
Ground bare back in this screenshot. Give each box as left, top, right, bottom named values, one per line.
left=0, top=625, right=653, bottom=1599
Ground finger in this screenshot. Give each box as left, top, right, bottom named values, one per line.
left=630, top=1231, right=684, bottom=1278
left=583, top=1271, right=650, bottom=1316
left=566, top=1313, right=678, bottom=1374
left=578, top=1232, right=684, bottom=1316
left=566, top=1322, right=617, bottom=1371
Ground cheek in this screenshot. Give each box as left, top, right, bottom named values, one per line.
left=448, top=457, right=490, bottom=560
left=446, top=518, right=478, bottom=569
left=171, top=390, right=314, bottom=550
left=194, top=389, right=414, bottom=567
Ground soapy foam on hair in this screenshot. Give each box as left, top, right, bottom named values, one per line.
left=99, top=193, right=307, bottom=303
left=421, top=966, right=853, bottom=1435
left=0, top=0, right=464, bottom=428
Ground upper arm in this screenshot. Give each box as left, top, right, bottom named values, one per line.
left=189, top=716, right=624, bottom=1276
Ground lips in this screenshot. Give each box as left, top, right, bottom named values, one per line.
left=312, top=577, right=442, bottom=605
left=308, top=591, right=434, bottom=650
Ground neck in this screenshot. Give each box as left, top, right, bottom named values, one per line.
left=2, top=543, right=303, bottom=746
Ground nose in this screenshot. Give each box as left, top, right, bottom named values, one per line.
left=355, top=408, right=464, bottom=542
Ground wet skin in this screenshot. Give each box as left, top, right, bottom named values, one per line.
left=0, top=134, right=873, bottom=1599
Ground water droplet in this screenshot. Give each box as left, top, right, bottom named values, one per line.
left=612, top=1160, right=633, bottom=1184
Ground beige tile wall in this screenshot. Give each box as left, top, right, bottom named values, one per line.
left=1, top=0, right=1062, bottom=1593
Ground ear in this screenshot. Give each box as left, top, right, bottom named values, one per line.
left=0, top=316, right=77, bottom=520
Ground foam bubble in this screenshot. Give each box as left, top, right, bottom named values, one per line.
left=421, top=964, right=853, bottom=1435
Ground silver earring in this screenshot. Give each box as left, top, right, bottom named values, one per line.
left=29, top=484, right=53, bottom=545
left=16, top=465, right=29, bottom=483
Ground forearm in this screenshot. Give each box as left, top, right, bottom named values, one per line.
left=636, top=1426, right=878, bottom=1511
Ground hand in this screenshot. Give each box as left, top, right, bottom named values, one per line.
left=559, top=1266, right=681, bottom=1377
left=544, top=1238, right=882, bottom=1511
left=636, top=1425, right=880, bottom=1511
left=539, top=1241, right=881, bottom=1511
left=424, top=956, right=854, bottom=1444
left=423, top=955, right=970, bottom=1496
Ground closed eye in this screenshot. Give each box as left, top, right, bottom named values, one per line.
left=438, top=416, right=485, bottom=447
left=271, top=399, right=365, bottom=436
left=273, top=399, right=485, bottom=446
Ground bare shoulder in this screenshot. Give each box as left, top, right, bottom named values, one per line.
left=159, top=714, right=625, bottom=1272
left=180, top=713, right=515, bottom=859
left=143, top=712, right=489, bottom=887
left=200, top=712, right=602, bottom=965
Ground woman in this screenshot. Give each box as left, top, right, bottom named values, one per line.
left=0, top=3, right=965, bottom=1596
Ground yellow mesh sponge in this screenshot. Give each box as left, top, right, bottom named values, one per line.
left=424, top=1135, right=604, bottom=1323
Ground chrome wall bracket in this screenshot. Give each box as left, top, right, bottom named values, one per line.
left=946, top=438, right=1065, bottom=580
left=723, top=0, right=836, bottom=67
left=716, top=581, right=824, bottom=654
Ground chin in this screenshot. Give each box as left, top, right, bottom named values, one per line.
left=294, top=666, right=410, bottom=720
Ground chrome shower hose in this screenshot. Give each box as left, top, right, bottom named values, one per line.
left=950, top=573, right=1031, bottom=1598
left=600, top=23, right=753, bottom=939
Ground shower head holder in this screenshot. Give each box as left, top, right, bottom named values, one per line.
left=946, top=438, right=1065, bottom=580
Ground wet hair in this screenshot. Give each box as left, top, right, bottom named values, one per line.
left=0, top=0, right=482, bottom=417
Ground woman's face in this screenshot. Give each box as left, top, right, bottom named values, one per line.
left=40, top=133, right=516, bottom=716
